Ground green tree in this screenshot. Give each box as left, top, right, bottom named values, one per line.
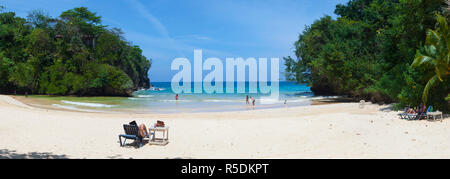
left=27, top=10, right=54, bottom=29
left=0, top=6, right=151, bottom=96
left=285, top=0, right=448, bottom=109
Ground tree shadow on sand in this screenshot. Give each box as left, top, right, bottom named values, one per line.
left=313, top=97, right=356, bottom=103
left=378, top=104, right=394, bottom=112
left=0, top=149, right=69, bottom=159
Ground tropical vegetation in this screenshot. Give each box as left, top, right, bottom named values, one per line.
left=411, top=14, right=449, bottom=106
left=284, top=0, right=449, bottom=111
left=0, top=6, right=151, bottom=96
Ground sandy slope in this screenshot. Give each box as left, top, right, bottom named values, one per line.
left=0, top=95, right=448, bottom=159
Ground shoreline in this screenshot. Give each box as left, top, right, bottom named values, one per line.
left=9, top=95, right=331, bottom=115
left=1, top=95, right=449, bottom=159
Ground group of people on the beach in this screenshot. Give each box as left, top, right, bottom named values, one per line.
left=404, top=103, right=432, bottom=120
left=173, top=94, right=290, bottom=110
left=246, top=95, right=256, bottom=109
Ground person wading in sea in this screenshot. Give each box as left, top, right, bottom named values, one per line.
left=252, top=97, right=255, bottom=109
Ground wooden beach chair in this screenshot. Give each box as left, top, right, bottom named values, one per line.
left=119, top=124, right=143, bottom=148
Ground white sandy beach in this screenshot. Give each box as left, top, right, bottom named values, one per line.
left=0, top=95, right=449, bottom=159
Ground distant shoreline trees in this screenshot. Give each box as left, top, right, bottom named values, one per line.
left=284, top=0, right=449, bottom=111
left=0, top=6, right=151, bottom=96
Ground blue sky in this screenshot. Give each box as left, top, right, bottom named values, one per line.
left=1, top=0, right=348, bottom=82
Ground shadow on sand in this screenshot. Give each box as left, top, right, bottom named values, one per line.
left=0, top=149, right=69, bottom=159
left=312, top=96, right=356, bottom=105
left=378, top=104, right=394, bottom=112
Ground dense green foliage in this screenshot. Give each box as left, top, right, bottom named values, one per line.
left=0, top=6, right=151, bottom=96
left=285, top=0, right=449, bottom=111
left=412, top=14, right=449, bottom=106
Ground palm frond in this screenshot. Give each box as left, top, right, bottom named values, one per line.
left=435, top=67, right=443, bottom=81
left=411, top=14, right=448, bottom=105
left=422, top=75, right=439, bottom=105
left=444, top=53, right=450, bottom=64
left=436, top=14, right=448, bottom=34
left=424, top=45, right=438, bottom=58
left=426, top=29, right=440, bottom=47
left=412, top=53, right=436, bottom=67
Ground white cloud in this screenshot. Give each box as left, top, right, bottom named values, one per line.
left=127, top=0, right=170, bottom=38
left=174, top=34, right=213, bottom=42
left=126, top=0, right=234, bottom=59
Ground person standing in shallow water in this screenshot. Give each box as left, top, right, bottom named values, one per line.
left=246, top=95, right=249, bottom=105
left=175, top=94, right=179, bottom=106
left=252, top=97, right=255, bottom=109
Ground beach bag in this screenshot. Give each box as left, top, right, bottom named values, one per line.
left=156, top=120, right=165, bottom=127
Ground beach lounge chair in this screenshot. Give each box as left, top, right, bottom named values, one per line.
left=407, top=106, right=432, bottom=120
left=399, top=112, right=407, bottom=119
left=119, top=124, right=143, bottom=148
left=406, top=113, right=419, bottom=120
left=399, top=107, right=412, bottom=119
left=399, top=113, right=409, bottom=119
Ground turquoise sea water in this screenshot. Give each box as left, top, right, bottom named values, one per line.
left=36, top=82, right=318, bottom=113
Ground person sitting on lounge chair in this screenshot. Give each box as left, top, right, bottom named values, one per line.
left=416, top=103, right=427, bottom=120
left=407, top=107, right=415, bottom=114
left=139, top=124, right=148, bottom=138
left=129, top=121, right=149, bottom=138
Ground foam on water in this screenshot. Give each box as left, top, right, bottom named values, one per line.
left=137, top=95, right=154, bottom=98
left=149, top=87, right=166, bottom=91
left=308, top=96, right=339, bottom=100
left=61, top=100, right=115, bottom=108
left=52, top=104, right=107, bottom=113
left=259, top=97, right=281, bottom=104
left=158, top=99, right=194, bottom=102
left=202, top=99, right=240, bottom=103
